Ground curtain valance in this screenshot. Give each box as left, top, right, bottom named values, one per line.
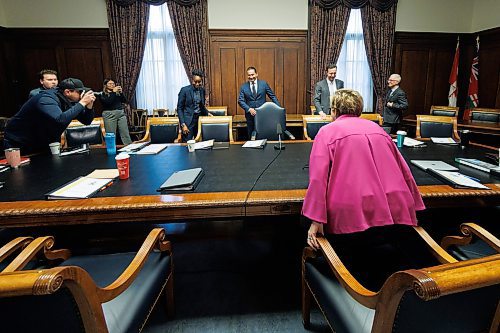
left=310, top=0, right=397, bottom=11
left=111, top=0, right=201, bottom=7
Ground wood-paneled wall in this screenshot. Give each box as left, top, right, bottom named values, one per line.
left=394, top=27, right=500, bottom=117
left=209, top=30, right=307, bottom=116
left=0, top=28, right=113, bottom=117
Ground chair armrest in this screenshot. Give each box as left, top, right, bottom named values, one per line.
left=412, top=226, right=458, bottom=264
left=284, top=130, right=295, bottom=140
left=2, top=236, right=71, bottom=273
left=97, top=228, right=171, bottom=302
left=316, top=237, right=378, bottom=308
left=0, top=237, right=33, bottom=263
left=251, top=131, right=257, bottom=141
left=441, top=223, right=500, bottom=253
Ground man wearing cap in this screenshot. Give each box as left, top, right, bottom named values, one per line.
left=4, top=78, right=96, bottom=155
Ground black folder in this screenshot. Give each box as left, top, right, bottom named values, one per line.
left=158, top=168, right=204, bottom=192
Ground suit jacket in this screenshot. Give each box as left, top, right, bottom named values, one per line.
left=383, top=87, right=408, bottom=124
left=238, top=80, right=280, bottom=119
left=177, top=85, right=208, bottom=127
left=313, top=79, right=344, bottom=114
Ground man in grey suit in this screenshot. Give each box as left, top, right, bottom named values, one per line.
left=313, top=64, right=344, bottom=116
left=383, top=73, right=408, bottom=134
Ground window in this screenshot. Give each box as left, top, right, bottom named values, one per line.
left=336, top=9, right=374, bottom=112
left=136, top=4, right=189, bottom=114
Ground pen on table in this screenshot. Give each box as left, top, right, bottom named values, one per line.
left=99, top=181, right=114, bottom=192
left=461, top=174, right=481, bottom=183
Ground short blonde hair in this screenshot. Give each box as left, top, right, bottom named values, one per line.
left=331, top=89, right=363, bottom=117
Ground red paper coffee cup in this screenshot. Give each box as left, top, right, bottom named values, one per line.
left=115, top=153, right=130, bottom=180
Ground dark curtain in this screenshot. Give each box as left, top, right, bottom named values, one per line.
left=105, top=0, right=149, bottom=109
left=360, top=5, right=397, bottom=114
left=309, top=0, right=398, bottom=112
left=112, top=0, right=201, bottom=6
left=309, top=4, right=350, bottom=94
left=167, top=0, right=210, bottom=102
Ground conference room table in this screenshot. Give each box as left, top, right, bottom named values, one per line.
left=0, top=141, right=499, bottom=228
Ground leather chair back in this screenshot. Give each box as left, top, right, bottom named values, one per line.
left=471, top=111, right=499, bottom=122
left=430, top=106, right=458, bottom=117
left=302, top=115, right=333, bottom=140
left=150, top=124, right=179, bottom=143
left=201, top=123, right=230, bottom=142
left=207, top=106, right=228, bottom=116
left=420, top=121, right=453, bottom=138
left=65, top=125, right=103, bottom=147
left=254, top=102, right=286, bottom=140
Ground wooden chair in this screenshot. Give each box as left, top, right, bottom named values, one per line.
left=302, top=228, right=500, bottom=333
left=194, top=116, right=234, bottom=142
left=139, top=117, right=181, bottom=143
left=129, top=108, right=148, bottom=141
left=441, top=223, right=500, bottom=260
left=416, top=115, right=459, bottom=140
left=153, top=108, right=169, bottom=117
left=470, top=108, right=500, bottom=123
left=61, top=117, right=106, bottom=148
left=207, top=106, right=228, bottom=116
left=0, top=228, right=174, bottom=333
left=310, top=106, right=317, bottom=115
left=360, top=113, right=383, bottom=125
left=429, top=105, right=458, bottom=117
left=302, top=115, right=333, bottom=140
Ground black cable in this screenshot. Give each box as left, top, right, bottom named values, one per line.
left=243, top=148, right=283, bottom=217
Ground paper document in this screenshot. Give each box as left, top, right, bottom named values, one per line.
left=393, top=137, right=425, bottom=147
left=86, top=169, right=119, bottom=179
left=429, top=170, right=489, bottom=189
left=47, top=177, right=113, bottom=199
left=136, top=143, right=168, bottom=154
left=119, top=142, right=149, bottom=152
left=59, top=147, right=89, bottom=156
left=193, top=139, right=214, bottom=150
left=431, top=137, right=457, bottom=144
left=242, top=139, right=267, bottom=148
left=410, top=160, right=458, bottom=171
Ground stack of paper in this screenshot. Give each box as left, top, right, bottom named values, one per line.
left=119, top=142, right=149, bottom=152
left=135, top=143, right=168, bottom=154
left=392, top=137, right=425, bottom=147
left=193, top=139, right=214, bottom=150
left=242, top=139, right=267, bottom=149
left=431, top=137, right=457, bottom=144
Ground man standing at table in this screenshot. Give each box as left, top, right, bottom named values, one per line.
left=4, top=78, right=95, bottom=155
left=28, top=69, right=58, bottom=98
left=383, top=74, right=408, bottom=134
left=313, top=64, right=344, bottom=116
left=238, top=66, right=281, bottom=138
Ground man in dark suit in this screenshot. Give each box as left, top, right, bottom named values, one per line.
left=177, top=69, right=210, bottom=142
left=383, top=73, right=408, bottom=134
left=313, top=64, right=344, bottom=116
left=238, top=66, right=281, bottom=138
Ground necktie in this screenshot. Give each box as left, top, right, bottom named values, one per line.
left=251, top=82, right=257, bottom=97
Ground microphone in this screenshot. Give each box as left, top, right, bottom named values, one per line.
left=274, top=123, right=285, bottom=150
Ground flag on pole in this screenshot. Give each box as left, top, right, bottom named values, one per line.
left=464, top=36, right=479, bottom=120
left=448, top=38, right=459, bottom=107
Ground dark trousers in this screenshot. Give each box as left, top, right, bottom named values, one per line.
left=182, top=113, right=200, bottom=142
left=246, top=115, right=255, bottom=139
left=383, top=122, right=399, bottom=135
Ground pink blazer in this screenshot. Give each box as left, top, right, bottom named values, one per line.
left=302, top=115, right=425, bottom=234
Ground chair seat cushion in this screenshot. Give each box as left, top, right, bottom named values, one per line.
left=305, top=258, right=374, bottom=333
left=61, top=251, right=170, bottom=333
left=447, top=239, right=497, bottom=260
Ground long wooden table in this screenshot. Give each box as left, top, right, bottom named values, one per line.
left=0, top=142, right=499, bottom=228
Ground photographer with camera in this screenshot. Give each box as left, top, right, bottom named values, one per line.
left=95, top=78, right=132, bottom=145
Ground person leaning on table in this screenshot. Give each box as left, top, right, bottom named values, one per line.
left=4, top=78, right=95, bottom=155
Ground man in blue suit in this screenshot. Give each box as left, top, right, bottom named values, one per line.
left=238, top=66, right=281, bottom=138
left=177, top=69, right=210, bottom=142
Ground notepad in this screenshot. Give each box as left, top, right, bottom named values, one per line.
left=86, top=169, right=119, bottom=179
left=410, top=160, right=459, bottom=172
left=242, top=139, right=267, bottom=148
left=193, top=139, right=214, bottom=150
left=392, top=137, right=425, bottom=147
left=119, top=142, right=149, bottom=152
left=427, top=169, right=489, bottom=189
left=431, top=137, right=457, bottom=145
left=47, top=177, right=113, bottom=200
left=158, top=168, right=204, bottom=192
left=135, top=143, right=168, bottom=154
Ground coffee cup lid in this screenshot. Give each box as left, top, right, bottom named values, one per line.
left=115, top=153, right=130, bottom=160
left=397, top=130, right=407, bottom=135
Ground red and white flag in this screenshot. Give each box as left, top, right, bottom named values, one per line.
left=464, top=36, right=479, bottom=120
left=448, top=38, right=459, bottom=107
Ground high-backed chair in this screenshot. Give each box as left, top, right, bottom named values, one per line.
left=310, top=106, right=317, bottom=115
left=129, top=108, right=148, bottom=141
left=207, top=106, right=228, bottom=116
left=360, top=113, right=383, bottom=125
left=153, top=108, right=169, bottom=117
left=302, top=231, right=500, bottom=333
left=194, top=116, right=233, bottom=142
left=62, top=117, right=106, bottom=148
left=252, top=102, right=295, bottom=140
left=302, top=115, right=333, bottom=140
left=470, top=108, right=500, bottom=122
left=429, top=105, right=459, bottom=117
left=0, top=228, right=174, bottom=333
left=416, top=115, right=459, bottom=140
left=441, top=223, right=500, bottom=261
left=139, top=117, right=181, bottom=143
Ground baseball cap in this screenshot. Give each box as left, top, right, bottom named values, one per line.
left=58, top=78, right=90, bottom=92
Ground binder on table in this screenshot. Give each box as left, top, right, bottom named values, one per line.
left=410, top=160, right=458, bottom=172
left=242, top=139, right=267, bottom=149
left=426, top=169, right=489, bottom=189
left=158, top=168, right=204, bottom=192
left=46, top=176, right=114, bottom=200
